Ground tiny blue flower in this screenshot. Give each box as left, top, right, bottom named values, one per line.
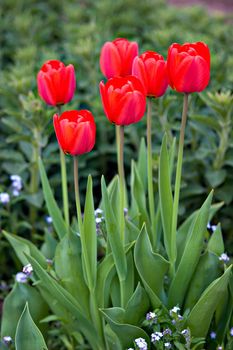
left=0, top=192, right=10, bottom=204
left=219, top=253, right=230, bottom=263
left=45, top=216, right=53, bottom=224
left=169, top=305, right=180, bottom=316
left=146, top=311, right=157, bottom=322
left=151, top=332, right=163, bottom=343
left=210, top=331, right=216, bottom=339
left=23, top=263, right=33, bottom=276
left=163, top=328, right=172, bottom=336
left=3, top=336, right=12, bottom=345
left=15, top=272, right=28, bottom=283
left=135, top=337, right=147, bottom=350
left=230, top=327, right=233, bottom=336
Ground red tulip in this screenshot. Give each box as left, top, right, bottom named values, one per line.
left=53, top=110, right=96, bottom=156
left=132, top=51, right=168, bottom=98
left=100, top=38, right=138, bottom=79
left=167, top=41, right=210, bottom=93
left=37, top=60, right=76, bottom=106
left=99, top=76, right=146, bottom=126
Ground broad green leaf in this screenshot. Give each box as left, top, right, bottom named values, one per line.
left=38, top=157, right=67, bottom=240
left=134, top=225, right=169, bottom=307
left=125, top=217, right=140, bottom=243
left=25, top=255, right=98, bottom=349
left=137, top=137, right=147, bottom=192
left=1, top=283, right=48, bottom=339
left=3, top=231, right=46, bottom=268
left=97, top=242, right=134, bottom=308
left=83, top=175, right=97, bottom=290
left=15, top=303, right=48, bottom=350
left=168, top=191, right=213, bottom=308
left=184, top=251, right=220, bottom=311
left=176, top=202, right=223, bottom=267
left=101, top=308, right=150, bottom=349
left=215, top=287, right=232, bottom=342
left=40, top=229, right=57, bottom=259
left=207, top=224, right=224, bottom=255
left=187, top=265, right=232, bottom=337
left=159, top=134, right=173, bottom=260
left=101, top=176, right=127, bottom=281
left=205, top=169, right=227, bottom=188
left=54, top=232, right=89, bottom=316
left=125, top=283, right=150, bottom=325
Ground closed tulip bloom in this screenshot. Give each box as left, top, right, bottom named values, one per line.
left=53, top=110, right=96, bottom=156
left=37, top=60, right=76, bottom=106
left=99, top=76, right=146, bottom=126
left=132, top=51, right=168, bottom=97
left=100, top=38, right=138, bottom=79
left=167, top=41, right=210, bottom=93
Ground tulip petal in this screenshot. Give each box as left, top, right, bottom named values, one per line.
left=100, top=42, right=121, bottom=79
left=117, top=91, right=146, bottom=125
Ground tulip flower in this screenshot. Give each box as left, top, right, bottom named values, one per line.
left=53, top=110, right=96, bottom=156
left=100, top=38, right=138, bottom=79
left=99, top=76, right=146, bottom=126
left=167, top=41, right=210, bottom=93
left=37, top=60, right=76, bottom=106
left=132, top=51, right=168, bottom=98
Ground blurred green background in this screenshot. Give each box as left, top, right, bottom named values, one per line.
left=0, top=0, right=232, bottom=282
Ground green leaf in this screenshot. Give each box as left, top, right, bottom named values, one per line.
left=187, top=265, right=232, bottom=337
left=207, top=224, right=224, bottom=256
left=2, top=231, right=46, bottom=268
left=83, top=175, right=97, bottom=290
left=101, top=308, right=150, bottom=349
left=176, top=202, right=224, bottom=267
left=38, top=157, right=67, bottom=240
left=54, top=232, right=89, bottom=315
left=184, top=251, right=220, bottom=311
left=168, top=191, right=213, bottom=308
left=15, top=303, right=48, bottom=350
left=1, top=283, right=48, bottom=339
left=137, top=137, right=147, bottom=192
left=159, top=134, right=173, bottom=260
left=131, top=161, right=151, bottom=236
left=134, top=225, right=169, bottom=307
left=124, top=283, right=150, bottom=325
left=25, top=254, right=98, bottom=349
left=101, top=176, right=127, bottom=281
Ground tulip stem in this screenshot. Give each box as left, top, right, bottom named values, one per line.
left=171, top=93, right=189, bottom=275
left=74, top=156, right=104, bottom=349
left=116, top=125, right=125, bottom=243
left=147, top=97, right=156, bottom=245
left=57, top=106, right=70, bottom=230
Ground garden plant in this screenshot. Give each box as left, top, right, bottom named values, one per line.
left=0, top=1, right=233, bottom=350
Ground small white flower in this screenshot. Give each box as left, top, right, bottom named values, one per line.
left=151, top=332, right=163, bottom=343
left=169, top=305, right=180, bottom=316
left=230, top=327, right=233, bottom=336
left=10, top=175, right=23, bottom=192
left=135, top=337, right=147, bottom=350
left=23, top=263, right=33, bottom=276
left=207, top=222, right=217, bottom=232
left=95, top=217, right=102, bottom=224
left=15, top=272, right=28, bottom=283
left=12, top=189, right=20, bottom=197
left=219, top=253, right=230, bottom=263
left=95, top=208, right=103, bottom=216
left=210, top=331, right=216, bottom=339
left=0, top=192, right=10, bottom=204
left=165, top=342, right=171, bottom=349
left=3, top=336, right=12, bottom=345
left=128, top=348, right=134, bottom=350
left=146, top=311, right=157, bottom=321
left=181, top=329, right=189, bottom=336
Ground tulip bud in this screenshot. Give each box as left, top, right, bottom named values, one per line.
left=37, top=60, right=76, bottom=106
left=99, top=76, right=146, bottom=126
left=53, top=110, right=96, bottom=156
left=132, top=51, right=168, bottom=98
left=167, top=41, right=210, bottom=93
left=100, top=38, right=138, bottom=79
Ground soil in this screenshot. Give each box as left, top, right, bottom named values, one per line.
left=167, top=0, right=233, bottom=14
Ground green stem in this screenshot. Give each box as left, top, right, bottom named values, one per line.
left=116, top=125, right=125, bottom=243
left=147, top=97, right=156, bottom=244
left=171, top=93, right=189, bottom=275
left=57, top=106, right=70, bottom=229
left=29, top=128, right=41, bottom=238
left=73, top=157, right=104, bottom=349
